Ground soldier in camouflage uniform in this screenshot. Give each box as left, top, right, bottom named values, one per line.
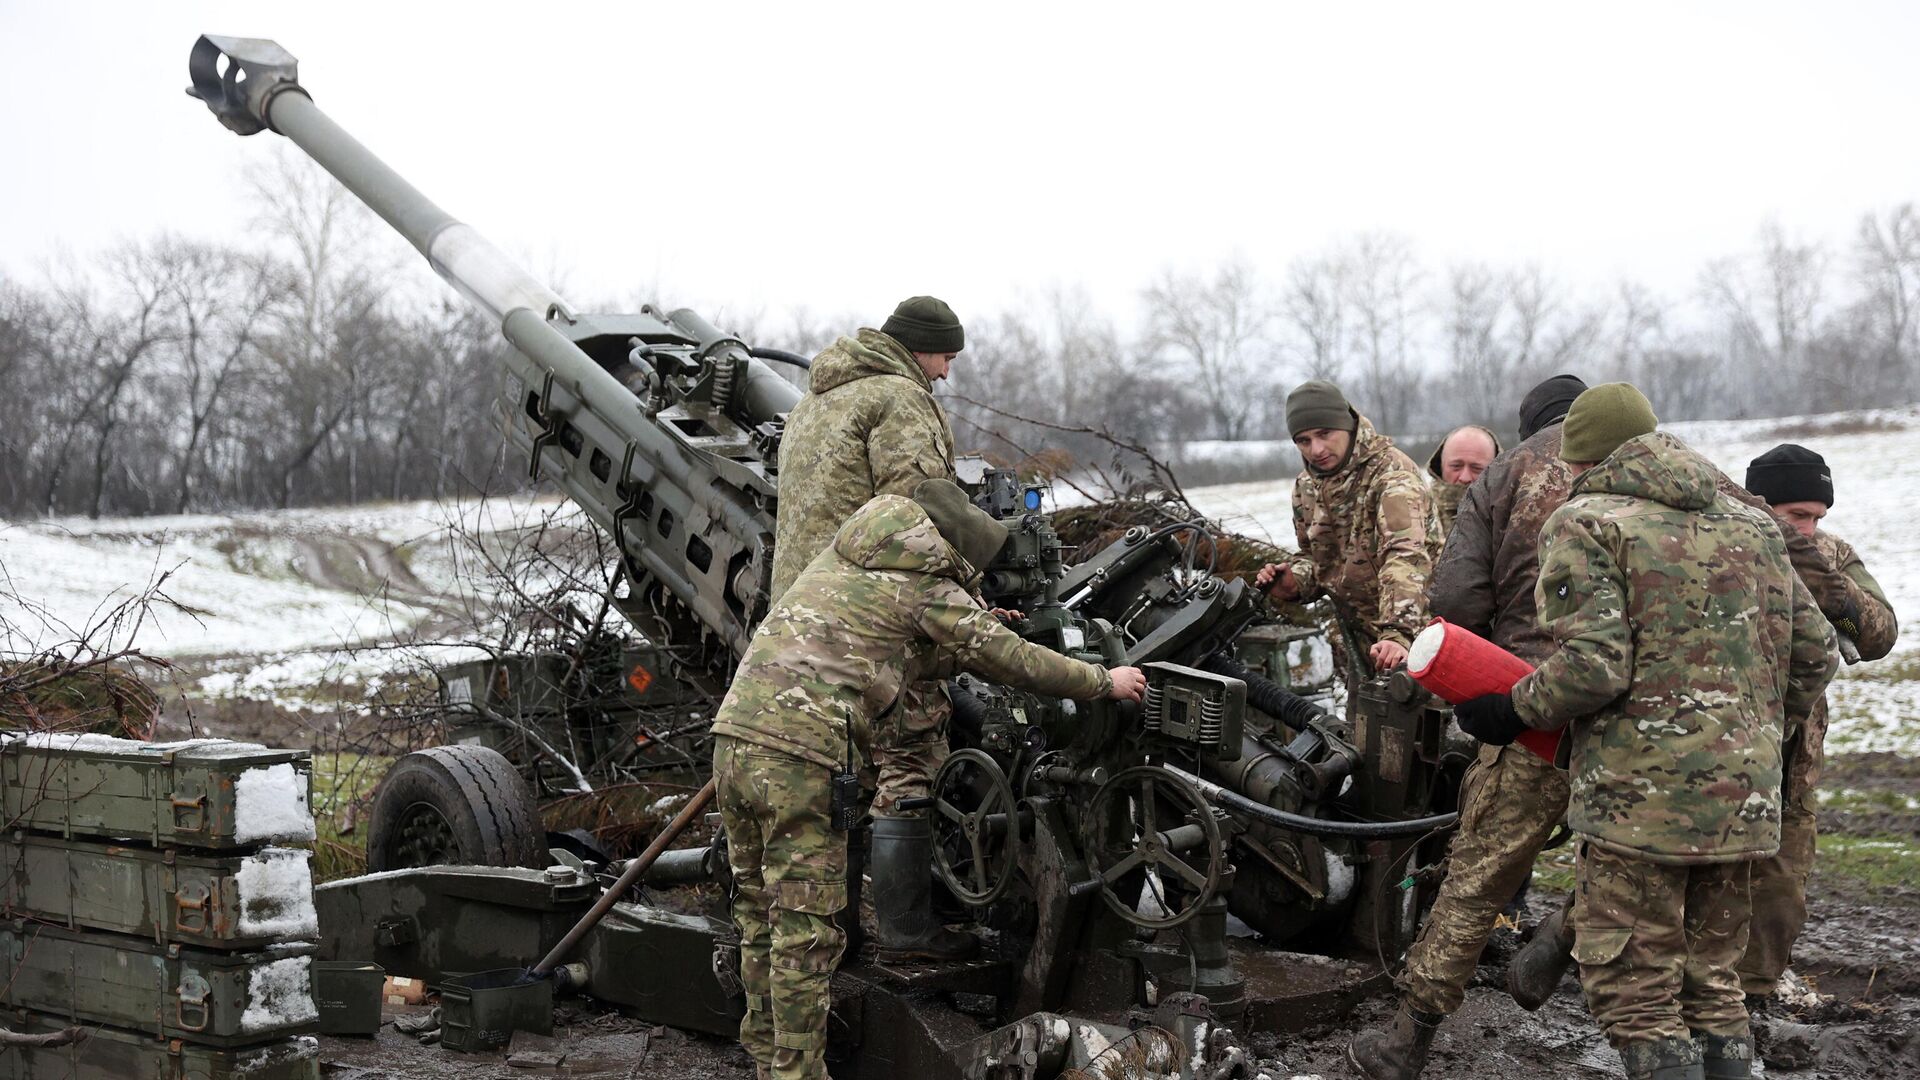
left=1348, top=375, right=1582, bottom=1080
left=771, top=297, right=976, bottom=959
left=1452, top=384, right=1836, bottom=1080
left=1738, top=444, right=1897, bottom=1000
left=1424, top=424, right=1501, bottom=541
left=1256, top=380, right=1434, bottom=677
left=713, top=479, right=1145, bottom=1080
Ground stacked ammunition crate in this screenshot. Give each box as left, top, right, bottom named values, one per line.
left=0, top=732, right=324, bottom=1079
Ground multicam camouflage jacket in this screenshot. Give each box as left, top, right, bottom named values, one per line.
left=1285, top=414, right=1435, bottom=649
left=1510, top=432, right=1837, bottom=865
left=713, top=495, right=1111, bottom=771
left=771, top=329, right=957, bottom=602
left=1815, top=530, right=1897, bottom=662
left=1789, top=529, right=1898, bottom=798
left=1428, top=423, right=1575, bottom=665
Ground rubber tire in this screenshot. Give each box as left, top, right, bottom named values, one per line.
left=366, top=745, right=546, bottom=871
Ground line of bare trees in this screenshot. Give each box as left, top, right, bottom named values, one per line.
left=2, top=151, right=1916, bottom=518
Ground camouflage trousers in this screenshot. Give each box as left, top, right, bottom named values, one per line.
left=714, top=737, right=848, bottom=1080
left=1740, top=729, right=1820, bottom=997
left=870, top=677, right=952, bottom=818
left=1571, top=841, right=1752, bottom=1053
left=1398, top=742, right=1570, bottom=1014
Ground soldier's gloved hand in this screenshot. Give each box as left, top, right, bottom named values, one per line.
left=1454, top=693, right=1527, bottom=745
left=1832, top=596, right=1863, bottom=642
left=1107, top=666, right=1147, bottom=703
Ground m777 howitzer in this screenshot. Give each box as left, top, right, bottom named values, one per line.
left=187, top=35, right=1468, bottom=1078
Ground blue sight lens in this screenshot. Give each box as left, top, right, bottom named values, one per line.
left=1024, top=489, right=1043, bottom=511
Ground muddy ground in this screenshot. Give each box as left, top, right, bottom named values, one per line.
left=304, top=749, right=1920, bottom=1079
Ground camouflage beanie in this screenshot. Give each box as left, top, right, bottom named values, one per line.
left=1286, top=380, right=1358, bottom=437
left=912, top=479, right=1008, bottom=572
left=1559, top=383, right=1657, bottom=464
left=881, top=296, right=964, bottom=354
left=1747, top=443, right=1834, bottom=508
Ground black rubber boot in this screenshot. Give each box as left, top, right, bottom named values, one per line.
left=1695, top=1033, right=1754, bottom=1079
left=1346, top=1001, right=1442, bottom=1079
left=1622, top=1036, right=1705, bottom=1080
left=870, top=815, right=979, bottom=963
left=1506, top=900, right=1577, bottom=1011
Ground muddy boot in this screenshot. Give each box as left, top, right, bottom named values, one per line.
left=1621, top=1037, right=1705, bottom=1080
left=870, top=815, right=979, bottom=963
left=1506, top=900, right=1577, bottom=1011
left=1346, top=1001, right=1441, bottom=1079
left=1694, top=1034, right=1754, bottom=1079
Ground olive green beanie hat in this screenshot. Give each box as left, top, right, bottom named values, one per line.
left=1286, top=380, right=1358, bottom=437
left=881, top=296, right=964, bottom=354
left=1559, top=382, right=1658, bottom=463
left=912, top=479, right=1008, bottom=572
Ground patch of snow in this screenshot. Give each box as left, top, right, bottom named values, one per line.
left=240, top=955, right=318, bottom=1033
left=234, top=763, right=317, bottom=843
left=1075, top=1023, right=1112, bottom=1062
left=1323, top=851, right=1355, bottom=905
left=18, top=732, right=263, bottom=755
left=1189, top=1020, right=1210, bottom=1077
left=234, top=1035, right=319, bottom=1075
left=236, top=847, right=319, bottom=940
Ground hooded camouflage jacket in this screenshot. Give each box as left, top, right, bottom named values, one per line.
left=1285, top=413, right=1435, bottom=649
left=713, top=495, right=1110, bottom=771
left=1814, top=530, right=1897, bottom=662
left=1788, top=529, right=1897, bottom=801
left=771, top=329, right=957, bottom=602
left=1429, top=423, right=1574, bottom=665
left=1510, top=432, right=1837, bottom=865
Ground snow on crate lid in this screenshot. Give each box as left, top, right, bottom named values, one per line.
left=1407, top=621, right=1447, bottom=676
left=236, top=762, right=318, bottom=844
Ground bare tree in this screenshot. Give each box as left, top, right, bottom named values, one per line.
left=1699, top=221, right=1830, bottom=415
left=1344, top=233, right=1424, bottom=433
left=1140, top=258, right=1276, bottom=440
left=1850, top=204, right=1920, bottom=402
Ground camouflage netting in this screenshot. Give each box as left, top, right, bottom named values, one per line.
left=542, top=781, right=716, bottom=855
left=0, top=660, right=161, bottom=740
left=1049, top=492, right=1288, bottom=583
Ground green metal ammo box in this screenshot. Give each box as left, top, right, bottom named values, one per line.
left=0, top=1007, right=320, bottom=1079
left=0, top=923, right=318, bottom=1047
left=0, top=733, right=314, bottom=850
left=0, top=835, right=316, bottom=949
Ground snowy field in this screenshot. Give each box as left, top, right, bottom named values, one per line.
left=3, top=407, right=1918, bottom=751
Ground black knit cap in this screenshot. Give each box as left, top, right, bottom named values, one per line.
left=1518, top=374, right=1588, bottom=440
left=881, top=295, right=964, bottom=354
left=1746, top=443, right=1835, bottom=508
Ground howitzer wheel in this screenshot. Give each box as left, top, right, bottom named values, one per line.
left=930, top=748, right=1018, bottom=906
left=1086, top=765, right=1228, bottom=930
left=366, top=746, right=546, bottom=871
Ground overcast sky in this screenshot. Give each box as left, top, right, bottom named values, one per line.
left=3, top=1, right=1917, bottom=327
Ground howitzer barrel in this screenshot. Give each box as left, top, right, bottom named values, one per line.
left=188, top=35, right=800, bottom=676
left=187, top=35, right=568, bottom=327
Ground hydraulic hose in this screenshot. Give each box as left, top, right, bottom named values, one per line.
left=1166, top=765, right=1459, bottom=839
left=1200, top=652, right=1328, bottom=732
left=748, top=346, right=812, bottom=370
